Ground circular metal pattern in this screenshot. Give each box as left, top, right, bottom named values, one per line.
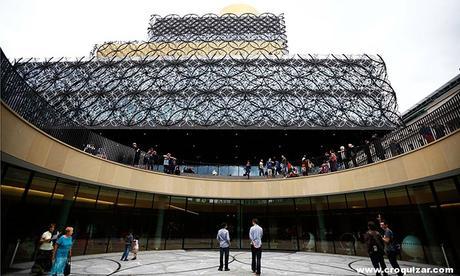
left=11, top=13, right=402, bottom=129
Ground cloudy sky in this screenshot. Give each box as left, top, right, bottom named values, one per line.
left=1, top=0, right=459, bottom=113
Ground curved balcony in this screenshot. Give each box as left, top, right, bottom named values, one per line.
left=2, top=102, right=460, bottom=199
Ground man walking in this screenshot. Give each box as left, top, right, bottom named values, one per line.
left=365, top=221, right=388, bottom=276
left=120, top=231, right=133, bottom=261
left=249, top=218, right=263, bottom=275
left=217, top=223, right=231, bottom=271
left=380, top=220, right=403, bottom=276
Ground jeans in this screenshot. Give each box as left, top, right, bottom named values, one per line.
left=387, top=251, right=403, bottom=276
left=369, top=252, right=387, bottom=276
left=121, top=244, right=131, bottom=260
left=219, top=247, right=229, bottom=269
left=251, top=245, right=262, bottom=274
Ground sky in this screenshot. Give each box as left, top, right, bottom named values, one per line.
left=1, top=0, right=459, bottom=113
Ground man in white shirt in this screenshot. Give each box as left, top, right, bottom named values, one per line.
left=31, top=223, right=56, bottom=274
left=249, top=218, right=263, bottom=275
left=216, top=223, right=231, bottom=271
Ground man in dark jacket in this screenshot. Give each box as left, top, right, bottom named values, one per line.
left=365, top=221, right=388, bottom=276
left=120, top=232, right=134, bottom=261
left=372, top=134, right=386, bottom=161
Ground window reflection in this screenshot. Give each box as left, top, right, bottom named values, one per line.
left=433, top=178, right=460, bottom=204
left=365, top=190, right=386, bottom=208
left=25, top=173, right=56, bottom=205
left=407, top=183, right=434, bottom=205
left=386, top=186, right=410, bottom=206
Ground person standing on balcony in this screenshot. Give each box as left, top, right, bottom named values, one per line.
left=281, top=155, right=288, bottom=177
left=301, top=156, right=308, bottom=176
left=266, top=158, right=273, bottom=178
left=217, top=223, right=231, bottom=271
left=151, top=150, right=159, bottom=170
left=364, top=140, right=374, bottom=164
left=244, top=160, right=251, bottom=179
left=372, top=134, right=386, bottom=161
left=347, top=143, right=358, bottom=167
left=258, top=159, right=264, bottom=176
left=274, top=158, right=281, bottom=177
left=250, top=218, right=263, bottom=276
left=132, top=143, right=141, bottom=167
left=338, top=146, right=349, bottom=169
left=329, top=150, right=338, bottom=172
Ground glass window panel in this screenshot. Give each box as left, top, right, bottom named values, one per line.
left=209, top=166, right=218, bottom=176
left=50, top=180, right=78, bottom=228
left=407, top=183, right=434, bottom=205
left=74, top=183, right=99, bottom=208
left=25, top=173, right=56, bottom=205
left=295, top=198, right=311, bottom=212
left=135, top=192, right=153, bottom=209
left=149, top=194, right=169, bottom=250
left=228, top=166, right=238, bottom=176
left=433, top=178, right=460, bottom=204
left=211, top=199, right=240, bottom=249
left=328, top=194, right=346, bottom=209
left=1, top=166, right=31, bottom=201
left=311, top=196, right=328, bottom=211
left=117, top=190, right=135, bottom=208
left=386, top=186, right=410, bottom=206
left=184, top=198, right=213, bottom=248
left=385, top=186, right=409, bottom=206
left=51, top=180, right=78, bottom=206
left=197, top=166, right=208, bottom=175
left=267, top=198, right=298, bottom=250
left=219, top=166, right=229, bottom=176
left=96, top=187, right=118, bottom=209
left=165, top=196, right=186, bottom=249
left=153, top=194, right=170, bottom=210
left=365, top=190, right=386, bottom=208
left=346, top=192, right=366, bottom=209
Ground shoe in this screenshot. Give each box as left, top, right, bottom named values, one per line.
left=225, top=268, right=230, bottom=271
left=218, top=268, right=223, bottom=271
left=131, top=257, right=137, bottom=260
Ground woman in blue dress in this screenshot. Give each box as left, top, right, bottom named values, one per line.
left=50, top=226, right=73, bottom=276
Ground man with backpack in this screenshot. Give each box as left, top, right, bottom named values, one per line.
left=365, top=221, right=388, bottom=276
left=380, top=220, right=403, bottom=276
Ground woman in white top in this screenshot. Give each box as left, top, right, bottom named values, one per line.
left=31, top=223, right=55, bottom=274
left=131, top=237, right=139, bottom=260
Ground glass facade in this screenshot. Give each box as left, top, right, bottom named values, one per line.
left=1, top=162, right=459, bottom=270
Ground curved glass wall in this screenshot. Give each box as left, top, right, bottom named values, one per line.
left=1, top=162, right=459, bottom=270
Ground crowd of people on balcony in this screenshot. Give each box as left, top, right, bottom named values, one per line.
left=128, top=134, right=393, bottom=179
left=77, top=121, right=450, bottom=179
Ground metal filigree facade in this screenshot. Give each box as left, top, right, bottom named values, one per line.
left=11, top=13, right=401, bottom=129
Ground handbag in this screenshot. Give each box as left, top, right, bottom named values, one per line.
left=64, top=256, right=71, bottom=276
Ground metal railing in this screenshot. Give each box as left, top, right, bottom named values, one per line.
left=2, top=48, right=460, bottom=178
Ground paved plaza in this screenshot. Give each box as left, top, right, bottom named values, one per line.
left=7, top=250, right=449, bottom=275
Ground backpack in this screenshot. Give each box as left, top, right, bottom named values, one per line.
left=367, top=231, right=384, bottom=254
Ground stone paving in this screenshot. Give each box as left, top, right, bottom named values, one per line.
left=6, top=250, right=452, bottom=275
